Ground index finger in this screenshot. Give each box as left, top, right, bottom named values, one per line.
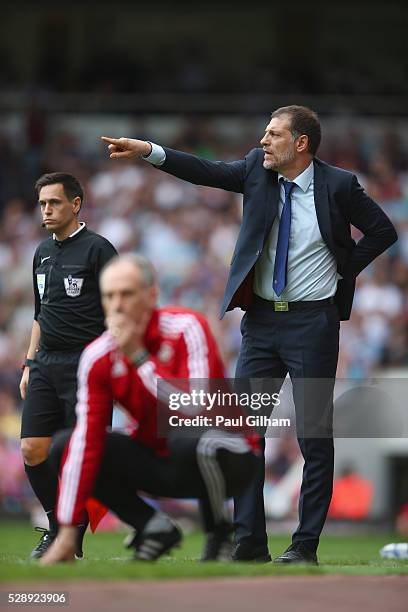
left=101, top=136, right=120, bottom=145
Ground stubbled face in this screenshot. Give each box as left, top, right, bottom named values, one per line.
left=38, top=183, right=80, bottom=234
left=260, top=114, right=297, bottom=171
left=100, top=262, right=157, bottom=323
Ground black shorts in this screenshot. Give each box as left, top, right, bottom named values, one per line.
left=21, top=348, right=83, bottom=439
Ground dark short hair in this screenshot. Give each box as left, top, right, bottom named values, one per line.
left=35, top=172, right=84, bottom=204
left=271, top=105, right=321, bottom=156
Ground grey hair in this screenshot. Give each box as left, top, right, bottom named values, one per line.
left=101, top=253, right=157, bottom=287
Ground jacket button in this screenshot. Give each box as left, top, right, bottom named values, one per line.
left=256, top=249, right=261, bottom=256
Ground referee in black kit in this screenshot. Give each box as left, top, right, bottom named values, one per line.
left=19, top=172, right=117, bottom=559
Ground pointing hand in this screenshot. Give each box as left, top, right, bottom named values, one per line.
left=101, top=136, right=152, bottom=159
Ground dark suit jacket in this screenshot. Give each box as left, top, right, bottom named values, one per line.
left=160, top=147, right=398, bottom=320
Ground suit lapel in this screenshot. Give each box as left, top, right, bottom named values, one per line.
left=313, top=159, right=335, bottom=254
left=263, top=170, right=280, bottom=245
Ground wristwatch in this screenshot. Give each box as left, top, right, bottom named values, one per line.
left=141, top=141, right=153, bottom=158
left=21, top=358, right=35, bottom=371
left=131, top=348, right=150, bottom=368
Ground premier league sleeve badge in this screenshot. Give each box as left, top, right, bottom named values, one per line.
left=64, top=274, right=84, bottom=297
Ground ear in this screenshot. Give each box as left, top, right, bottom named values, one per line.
left=296, top=135, right=309, bottom=153
left=148, top=284, right=159, bottom=307
left=72, top=196, right=82, bottom=214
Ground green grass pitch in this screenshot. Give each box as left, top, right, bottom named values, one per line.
left=0, top=521, right=407, bottom=581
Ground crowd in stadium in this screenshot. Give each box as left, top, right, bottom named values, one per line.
left=0, top=117, right=407, bottom=520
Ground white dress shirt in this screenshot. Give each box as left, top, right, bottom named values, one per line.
left=254, top=161, right=339, bottom=301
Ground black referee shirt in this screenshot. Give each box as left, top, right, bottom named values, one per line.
left=33, top=223, right=117, bottom=351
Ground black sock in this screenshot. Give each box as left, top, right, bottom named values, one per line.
left=24, top=460, right=59, bottom=534
left=76, top=513, right=89, bottom=553
left=199, top=498, right=216, bottom=533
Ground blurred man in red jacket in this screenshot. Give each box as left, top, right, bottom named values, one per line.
left=42, top=254, right=260, bottom=564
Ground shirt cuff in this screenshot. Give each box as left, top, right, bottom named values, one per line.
left=142, top=142, right=166, bottom=166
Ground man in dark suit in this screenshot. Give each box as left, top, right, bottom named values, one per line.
left=101, top=106, right=397, bottom=564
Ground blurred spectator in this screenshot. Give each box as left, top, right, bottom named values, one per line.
left=366, top=155, right=404, bottom=204
left=264, top=437, right=304, bottom=520
left=328, top=465, right=374, bottom=521
left=396, top=502, right=408, bottom=536
left=0, top=433, right=28, bottom=514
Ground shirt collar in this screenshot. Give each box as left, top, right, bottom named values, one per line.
left=53, top=222, right=86, bottom=241
left=278, top=160, right=314, bottom=193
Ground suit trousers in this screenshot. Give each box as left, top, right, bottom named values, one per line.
left=234, top=299, right=340, bottom=552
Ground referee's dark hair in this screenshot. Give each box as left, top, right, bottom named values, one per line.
left=271, top=105, right=322, bottom=156
left=35, top=172, right=84, bottom=206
